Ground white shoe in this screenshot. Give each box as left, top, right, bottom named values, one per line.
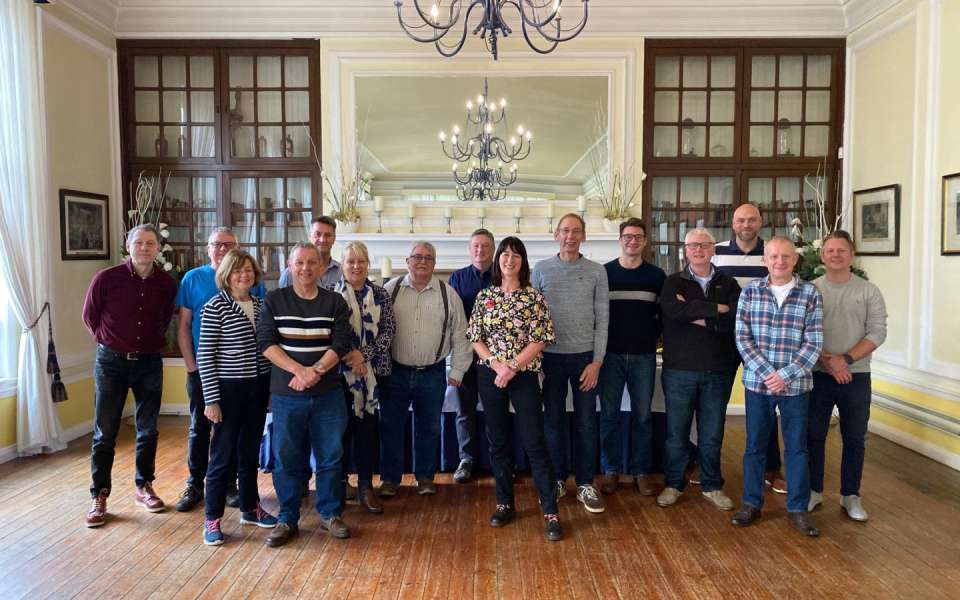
left=841, top=495, right=868, bottom=521
left=808, top=490, right=823, bottom=512
left=702, top=490, right=734, bottom=511
left=656, top=487, right=682, bottom=508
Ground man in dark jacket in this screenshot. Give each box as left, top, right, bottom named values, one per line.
left=656, top=228, right=741, bottom=511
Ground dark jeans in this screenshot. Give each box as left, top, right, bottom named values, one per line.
left=271, top=388, right=347, bottom=523
left=808, top=371, right=872, bottom=496
left=341, top=382, right=380, bottom=493
left=477, top=367, right=558, bottom=514
left=90, top=346, right=162, bottom=497
left=455, top=362, right=480, bottom=463
left=542, top=351, right=598, bottom=486
left=662, top=369, right=736, bottom=492
left=204, top=375, right=269, bottom=520
left=378, top=361, right=447, bottom=484
left=743, top=390, right=811, bottom=513
left=598, top=353, right=656, bottom=476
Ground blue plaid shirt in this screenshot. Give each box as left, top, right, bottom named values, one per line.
left=735, top=276, right=823, bottom=395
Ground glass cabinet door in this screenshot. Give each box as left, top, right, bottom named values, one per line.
left=742, top=171, right=830, bottom=241
left=225, top=53, right=312, bottom=161
left=132, top=54, right=217, bottom=160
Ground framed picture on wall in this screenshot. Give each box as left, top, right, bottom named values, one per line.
left=853, top=184, right=900, bottom=256
left=942, top=172, right=960, bottom=255
left=59, top=189, right=109, bottom=261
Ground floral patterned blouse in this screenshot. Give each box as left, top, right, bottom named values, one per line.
left=466, top=285, right=555, bottom=372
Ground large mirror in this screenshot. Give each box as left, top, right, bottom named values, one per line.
left=352, top=75, right=609, bottom=203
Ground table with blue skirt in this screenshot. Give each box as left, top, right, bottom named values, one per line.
left=260, top=366, right=680, bottom=477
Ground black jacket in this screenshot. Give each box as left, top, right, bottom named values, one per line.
left=660, top=268, right=742, bottom=372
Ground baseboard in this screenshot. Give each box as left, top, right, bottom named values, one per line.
left=160, top=403, right=190, bottom=416
left=726, top=405, right=745, bottom=416
left=0, top=444, right=17, bottom=464
left=868, top=420, right=960, bottom=472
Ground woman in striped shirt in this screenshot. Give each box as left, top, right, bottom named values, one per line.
left=197, top=249, right=277, bottom=545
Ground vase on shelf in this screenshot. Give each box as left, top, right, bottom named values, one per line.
left=602, top=217, right=621, bottom=233
left=336, top=218, right=360, bottom=233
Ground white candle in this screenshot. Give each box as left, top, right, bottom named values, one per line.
left=576, top=195, right=587, bottom=212
left=381, top=257, right=393, bottom=279
left=407, top=204, right=416, bottom=219
left=477, top=206, right=486, bottom=218
left=513, top=206, right=522, bottom=218
left=545, top=203, right=555, bottom=218
left=443, top=206, right=453, bottom=219
left=374, top=196, right=384, bottom=212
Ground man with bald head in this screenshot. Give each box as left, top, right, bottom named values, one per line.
left=731, top=236, right=823, bottom=537
left=713, top=202, right=786, bottom=494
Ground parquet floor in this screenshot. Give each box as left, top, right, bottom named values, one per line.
left=0, top=415, right=958, bottom=599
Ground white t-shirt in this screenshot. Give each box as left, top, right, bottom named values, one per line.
left=769, top=279, right=796, bottom=308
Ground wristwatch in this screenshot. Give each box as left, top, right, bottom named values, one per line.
left=842, top=353, right=854, bottom=365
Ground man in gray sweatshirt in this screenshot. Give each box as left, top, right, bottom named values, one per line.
left=533, top=213, right=609, bottom=514
left=807, top=230, right=886, bottom=522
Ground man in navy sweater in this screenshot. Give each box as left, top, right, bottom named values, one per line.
left=597, top=218, right=665, bottom=496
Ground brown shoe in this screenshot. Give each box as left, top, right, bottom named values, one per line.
left=265, top=522, right=298, bottom=547
left=85, top=489, right=109, bottom=527
left=359, top=488, right=384, bottom=514
left=134, top=483, right=165, bottom=513
left=765, top=471, right=787, bottom=494
left=416, top=479, right=437, bottom=495
left=598, top=473, right=618, bottom=495
left=788, top=512, right=820, bottom=537
left=731, top=504, right=762, bottom=527
left=319, top=516, right=351, bottom=539
left=635, top=474, right=658, bottom=496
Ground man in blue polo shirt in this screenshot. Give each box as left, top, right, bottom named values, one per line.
left=278, top=216, right=342, bottom=290
left=174, top=227, right=267, bottom=512
left=447, top=228, right=494, bottom=483
left=712, top=203, right=786, bottom=494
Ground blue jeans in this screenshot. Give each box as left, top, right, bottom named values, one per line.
left=542, top=351, right=598, bottom=486
left=454, top=363, right=480, bottom=463
left=808, top=372, right=872, bottom=496
left=205, top=376, right=270, bottom=519
left=90, top=346, right=162, bottom=496
left=598, top=353, right=656, bottom=476
left=378, top=361, right=447, bottom=484
left=662, top=369, right=735, bottom=492
left=271, top=388, right=348, bottom=523
left=743, top=389, right=811, bottom=513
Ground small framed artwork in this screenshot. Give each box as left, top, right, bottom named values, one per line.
left=853, top=184, right=900, bottom=256
left=59, top=189, right=109, bottom=261
left=942, top=172, right=960, bottom=255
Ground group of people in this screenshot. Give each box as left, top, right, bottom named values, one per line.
left=80, top=201, right=886, bottom=545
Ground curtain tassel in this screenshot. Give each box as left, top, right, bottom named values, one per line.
left=25, top=301, right=68, bottom=403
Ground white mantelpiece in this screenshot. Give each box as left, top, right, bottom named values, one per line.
left=335, top=233, right=622, bottom=275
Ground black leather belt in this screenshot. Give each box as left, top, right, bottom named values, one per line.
left=98, top=344, right=160, bottom=361
left=392, top=360, right=445, bottom=372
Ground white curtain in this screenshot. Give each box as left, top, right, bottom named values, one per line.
left=0, top=3, right=66, bottom=454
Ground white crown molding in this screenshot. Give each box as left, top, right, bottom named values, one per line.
left=57, top=0, right=119, bottom=37
left=843, top=0, right=904, bottom=34
left=110, top=0, right=848, bottom=38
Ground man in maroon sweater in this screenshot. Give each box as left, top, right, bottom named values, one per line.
left=81, top=224, right=177, bottom=527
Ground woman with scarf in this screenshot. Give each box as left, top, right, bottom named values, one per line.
left=335, top=241, right=396, bottom=514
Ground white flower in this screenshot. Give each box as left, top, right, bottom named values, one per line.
left=795, top=246, right=805, bottom=255
left=162, top=244, right=173, bottom=253
left=163, top=262, right=174, bottom=271
left=790, top=217, right=802, bottom=226
left=160, top=228, right=170, bottom=238
left=127, top=209, right=137, bottom=218
left=158, top=222, right=169, bottom=229
left=812, top=238, right=823, bottom=250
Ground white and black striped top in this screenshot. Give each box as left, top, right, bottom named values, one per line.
left=197, top=290, right=271, bottom=405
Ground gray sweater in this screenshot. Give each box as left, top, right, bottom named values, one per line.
left=532, top=254, right=609, bottom=361
left=812, top=274, right=887, bottom=373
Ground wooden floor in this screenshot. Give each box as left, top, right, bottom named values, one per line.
left=0, top=416, right=958, bottom=599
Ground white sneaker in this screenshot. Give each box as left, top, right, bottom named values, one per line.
left=656, top=487, right=682, bottom=508
left=808, top=490, right=823, bottom=512
left=841, top=495, right=868, bottom=522
left=702, top=490, right=734, bottom=511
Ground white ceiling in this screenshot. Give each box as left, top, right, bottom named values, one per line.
left=57, top=0, right=899, bottom=39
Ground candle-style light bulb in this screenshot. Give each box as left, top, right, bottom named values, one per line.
left=517, top=125, right=524, bottom=135
left=439, top=131, right=446, bottom=141
left=430, top=4, right=439, bottom=22
left=484, top=123, right=492, bottom=133
left=466, top=100, right=473, bottom=109
left=510, top=137, right=517, bottom=146
left=453, top=125, right=460, bottom=134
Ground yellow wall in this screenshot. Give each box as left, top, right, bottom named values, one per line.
left=1, top=378, right=101, bottom=449
left=848, top=0, right=960, bottom=464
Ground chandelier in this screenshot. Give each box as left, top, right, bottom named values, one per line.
left=439, top=79, right=532, bottom=201
left=393, top=0, right=589, bottom=61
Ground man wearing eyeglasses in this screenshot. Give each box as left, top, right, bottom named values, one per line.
left=379, top=242, right=471, bottom=496
left=174, top=227, right=267, bottom=512
left=533, top=213, right=609, bottom=514
left=278, top=216, right=342, bottom=291
left=597, top=218, right=665, bottom=497
left=657, top=229, right=741, bottom=512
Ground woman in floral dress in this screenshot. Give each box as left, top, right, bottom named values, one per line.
left=466, top=236, right=563, bottom=542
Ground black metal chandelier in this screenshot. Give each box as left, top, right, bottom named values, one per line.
left=394, top=0, right=589, bottom=61
left=439, top=78, right=532, bottom=201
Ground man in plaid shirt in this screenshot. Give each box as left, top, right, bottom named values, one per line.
left=731, top=236, right=824, bottom=537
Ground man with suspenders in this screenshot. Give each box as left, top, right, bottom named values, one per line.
left=379, top=241, right=472, bottom=496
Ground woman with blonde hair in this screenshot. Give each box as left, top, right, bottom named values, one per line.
left=197, top=249, right=277, bottom=545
